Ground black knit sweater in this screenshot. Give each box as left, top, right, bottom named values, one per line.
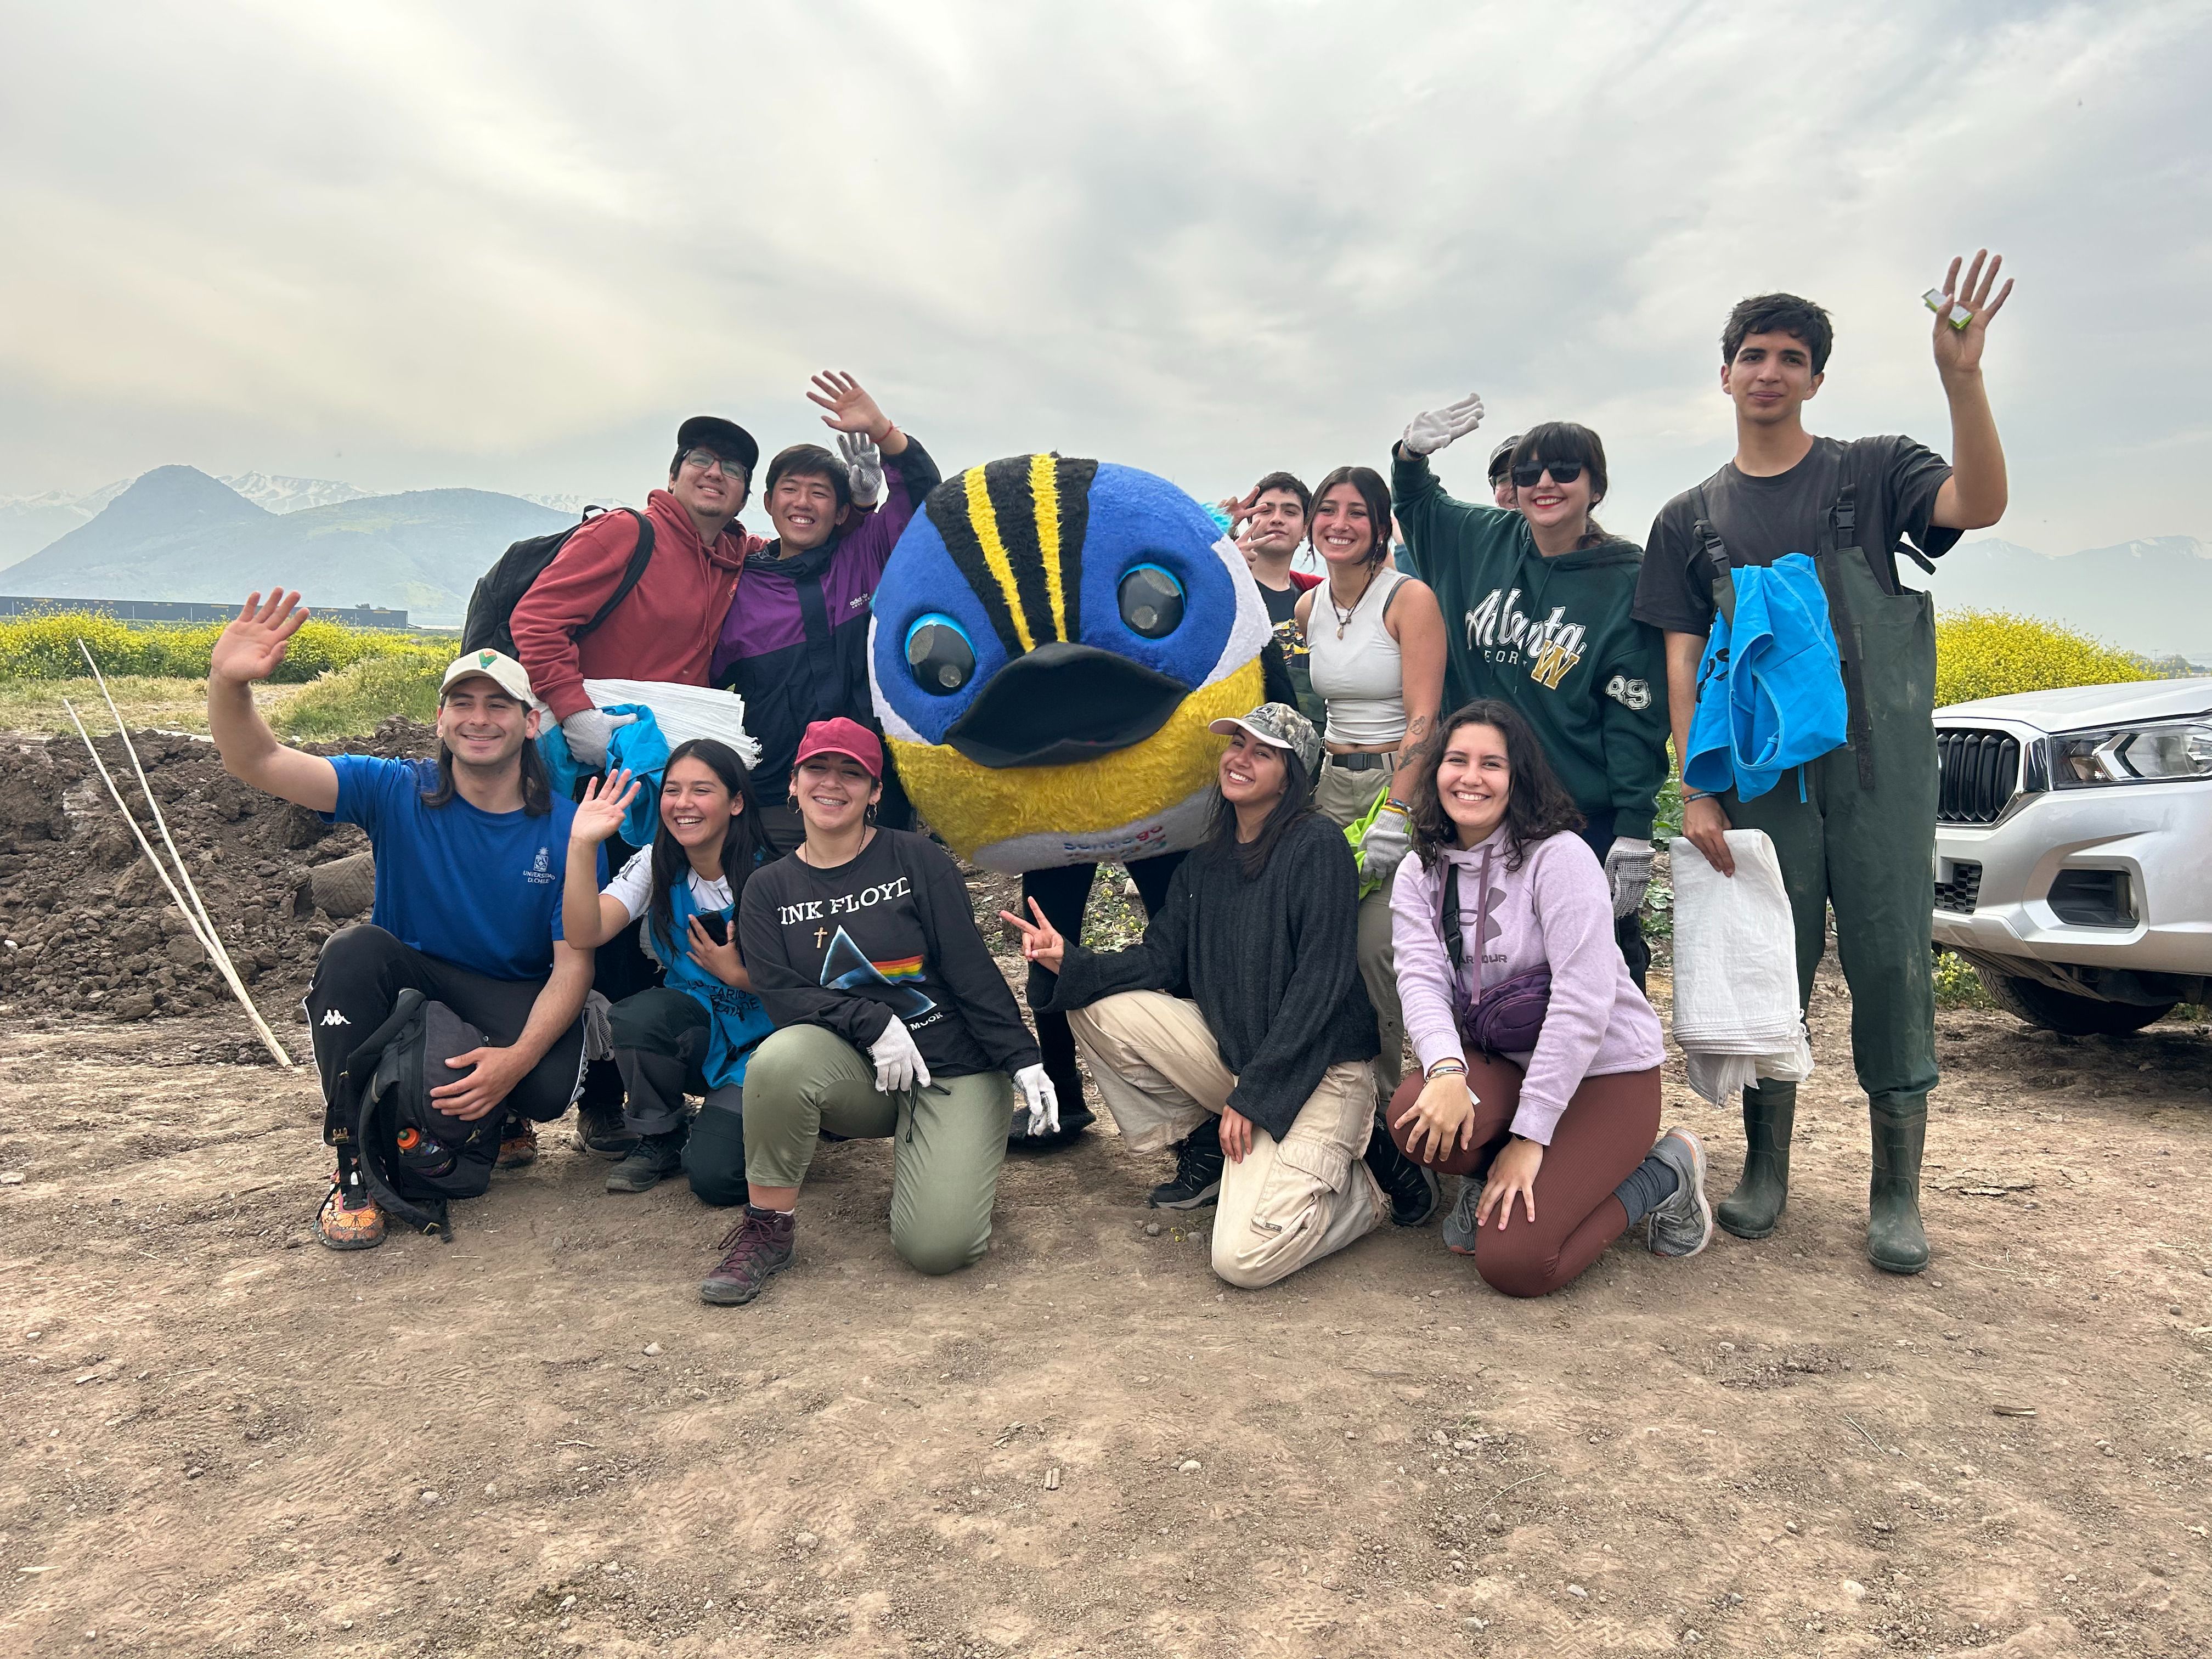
left=1030, top=812, right=1378, bottom=1141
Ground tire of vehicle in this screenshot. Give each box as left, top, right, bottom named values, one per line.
left=1973, top=967, right=2176, bottom=1036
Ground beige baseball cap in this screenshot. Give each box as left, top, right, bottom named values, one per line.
left=439, top=647, right=535, bottom=704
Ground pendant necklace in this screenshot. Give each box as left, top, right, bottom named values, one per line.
left=1328, top=568, right=1377, bottom=640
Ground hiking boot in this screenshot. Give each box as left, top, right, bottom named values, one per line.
left=1716, top=1081, right=1794, bottom=1240
left=1867, top=1097, right=1931, bottom=1276
left=1645, top=1126, right=1714, bottom=1260
left=606, top=1128, right=687, bottom=1194
left=1363, top=1115, right=1441, bottom=1227
left=1008, top=1103, right=1096, bottom=1152
left=1148, top=1117, right=1224, bottom=1210
left=573, top=1097, right=637, bottom=1159
left=495, top=1117, right=539, bottom=1169
left=1442, top=1175, right=1481, bottom=1255
left=315, top=1177, right=386, bottom=1251
left=699, top=1206, right=796, bottom=1306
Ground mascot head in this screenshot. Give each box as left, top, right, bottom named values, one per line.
left=870, top=456, right=1269, bottom=872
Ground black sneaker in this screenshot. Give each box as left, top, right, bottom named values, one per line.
left=1148, top=1117, right=1224, bottom=1210
left=1363, top=1114, right=1441, bottom=1227
left=606, top=1128, right=686, bottom=1194
left=574, top=1098, right=637, bottom=1160
left=699, top=1206, right=796, bottom=1306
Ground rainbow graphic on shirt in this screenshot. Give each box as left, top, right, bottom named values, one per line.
left=820, top=928, right=936, bottom=1020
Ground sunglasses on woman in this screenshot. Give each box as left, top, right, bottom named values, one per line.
left=1509, top=459, right=1584, bottom=488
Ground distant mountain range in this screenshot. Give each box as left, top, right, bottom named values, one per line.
left=1916, top=535, right=2212, bottom=661
left=2, top=466, right=575, bottom=624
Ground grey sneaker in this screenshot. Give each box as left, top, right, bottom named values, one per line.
left=1646, top=1126, right=1714, bottom=1259
left=1442, top=1175, right=1481, bottom=1255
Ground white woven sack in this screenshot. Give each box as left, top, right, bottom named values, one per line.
left=579, top=678, right=760, bottom=769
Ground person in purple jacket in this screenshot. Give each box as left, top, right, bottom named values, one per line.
left=1384, top=698, right=1714, bottom=1296
left=712, top=371, right=941, bottom=855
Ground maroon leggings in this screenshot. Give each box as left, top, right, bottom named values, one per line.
left=1388, top=1057, right=1662, bottom=1299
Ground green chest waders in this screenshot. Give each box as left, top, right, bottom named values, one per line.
left=1697, top=476, right=1939, bottom=1273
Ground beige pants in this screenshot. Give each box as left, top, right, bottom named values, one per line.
left=1068, top=991, right=1386, bottom=1290
left=1311, top=760, right=1405, bottom=1099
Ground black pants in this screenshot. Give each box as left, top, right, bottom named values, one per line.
left=306, top=924, right=586, bottom=1139
left=577, top=831, right=664, bottom=1110
left=1578, top=813, right=1651, bottom=995
left=1022, top=853, right=1186, bottom=1111
left=606, top=986, right=748, bottom=1203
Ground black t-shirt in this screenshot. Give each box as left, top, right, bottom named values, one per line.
left=1256, top=577, right=1324, bottom=726
left=737, top=829, right=1041, bottom=1078
left=1631, top=435, right=1959, bottom=636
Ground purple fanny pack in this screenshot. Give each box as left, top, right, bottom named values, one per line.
left=1442, top=849, right=1553, bottom=1055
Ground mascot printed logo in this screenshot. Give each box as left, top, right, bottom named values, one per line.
left=1466, top=588, right=1588, bottom=691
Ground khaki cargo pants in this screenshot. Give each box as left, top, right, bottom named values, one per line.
left=1068, top=991, right=1387, bottom=1290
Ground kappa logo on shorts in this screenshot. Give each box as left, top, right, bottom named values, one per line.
left=321, top=1008, right=350, bottom=1027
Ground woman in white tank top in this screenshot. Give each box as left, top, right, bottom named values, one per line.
left=1293, top=464, right=1446, bottom=1108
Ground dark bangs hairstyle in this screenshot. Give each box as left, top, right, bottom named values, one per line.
left=420, top=697, right=552, bottom=816
left=1510, top=422, right=1612, bottom=548
left=764, top=442, right=854, bottom=510
left=1250, top=469, right=1312, bottom=521
left=1204, top=741, right=1314, bottom=879
left=1722, top=291, right=1834, bottom=374
left=646, top=738, right=764, bottom=962
left=1408, top=699, right=1583, bottom=872
left=1308, top=464, right=1392, bottom=567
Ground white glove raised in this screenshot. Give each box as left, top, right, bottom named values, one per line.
left=1012, top=1063, right=1060, bottom=1137
left=1361, top=802, right=1413, bottom=885
left=1401, top=392, right=1486, bottom=457
left=868, top=1014, right=932, bottom=1094
left=559, top=707, right=637, bottom=769
left=1603, top=836, right=1655, bottom=919
left=838, top=432, right=887, bottom=508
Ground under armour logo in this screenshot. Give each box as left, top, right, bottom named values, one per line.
left=321, top=1008, right=350, bottom=1026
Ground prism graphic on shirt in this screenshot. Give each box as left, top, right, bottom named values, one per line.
left=820, top=926, right=937, bottom=1020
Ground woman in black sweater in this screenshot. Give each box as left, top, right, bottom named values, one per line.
left=1005, top=702, right=1439, bottom=1289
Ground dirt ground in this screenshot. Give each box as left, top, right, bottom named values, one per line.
left=4, top=862, right=2212, bottom=1655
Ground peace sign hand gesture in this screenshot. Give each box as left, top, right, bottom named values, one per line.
left=806, top=370, right=893, bottom=444
left=997, top=897, right=1066, bottom=975
left=572, top=768, right=641, bottom=846
left=1931, top=250, right=2013, bottom=380
left=209, top=590, right=309, bottom=686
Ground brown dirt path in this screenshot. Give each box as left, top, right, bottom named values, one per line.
left=3, top=951, right=2209, bottom=1656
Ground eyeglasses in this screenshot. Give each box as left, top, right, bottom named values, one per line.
left=681, top=449, right=745, bottom=479
left=1509, top=460, right=1583, bottom=488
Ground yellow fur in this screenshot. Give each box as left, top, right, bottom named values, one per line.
left=889, top=658, right=1265, bottom=860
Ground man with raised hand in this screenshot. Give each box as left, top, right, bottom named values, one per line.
left=1632, top=254, right=2014, bottom=1276
left=208, top=592, right=599, bottom=1251
left=1223, top=472, right=1324, bottom=726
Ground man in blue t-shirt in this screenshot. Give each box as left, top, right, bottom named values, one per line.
left=207, top=591, right=600, bottom=1251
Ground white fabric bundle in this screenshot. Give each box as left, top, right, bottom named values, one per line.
left=579, top=678, right=760, bottom=769
left=1668, top=828, right=1814, bottom=1104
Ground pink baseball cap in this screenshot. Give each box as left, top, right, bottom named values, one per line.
left=792, top=716, right=883, bottom=778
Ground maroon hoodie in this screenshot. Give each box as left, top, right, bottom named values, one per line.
left=511, top=488, right=764, bottom=721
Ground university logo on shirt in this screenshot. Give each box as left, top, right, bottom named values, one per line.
left=524, top=844, right=554, bottom=885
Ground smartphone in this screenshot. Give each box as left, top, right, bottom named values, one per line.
left=696, top=911, right=730, bottom=946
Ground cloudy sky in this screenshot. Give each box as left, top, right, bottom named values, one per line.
left=4, top=0, right=2207, bottom=555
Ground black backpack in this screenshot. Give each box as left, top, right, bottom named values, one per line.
left=334, top=989, right=504, bottom=1239
left=461, top=506, right=654, bottom=656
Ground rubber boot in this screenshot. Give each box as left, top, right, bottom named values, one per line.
left=1866, top=1094, right=1931, bottom=1275
left=1716, top=1081, right=1795, bottom=1240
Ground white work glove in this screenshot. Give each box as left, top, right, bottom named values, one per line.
left=868, top=1015, right=932, bottom=1094
left=1604, top=836, right=1655, bottom=919
left=1401, top=392, right=1486, bottom=457
left=1362, top=802, right=1413, bottom=885
left=1012, top=1063, right=1060, bottom=1137
left=559, top=707, right=637, bottom=769
left=838, top=432, right=886, bottom=507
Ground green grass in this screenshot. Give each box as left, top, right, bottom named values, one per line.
left=273, top=651, right=446, bottom=738
left=0, top=608, right=442, bottom=683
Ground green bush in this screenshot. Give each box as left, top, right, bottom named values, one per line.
left=1932, top=947, right=1993, bottom=1010
left=1934, top=611, right=2151, bottom=709
left=275, top=650, right=447, bottom=738
left=0, top=608, right=436, bottom=684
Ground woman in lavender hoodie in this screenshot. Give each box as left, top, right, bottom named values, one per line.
left=1386, top=698, right=1712, bottom=1296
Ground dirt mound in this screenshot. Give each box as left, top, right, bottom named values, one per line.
left=0, top=717, right=431, bottom=1053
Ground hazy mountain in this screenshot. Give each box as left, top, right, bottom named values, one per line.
left=219, top=472, right=375, bottom=514
left=1915, top=534, right=2212, bottom=658
left=522, top=492, right=627, bottom=516
left=5, top=466, right=569, bottom=624
left=0, top=477, right=131, bottom=568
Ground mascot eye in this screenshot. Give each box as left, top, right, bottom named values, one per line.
left=905, top=613, right=976, bottom=695
left=1116, top=563, right=1186, bottom=639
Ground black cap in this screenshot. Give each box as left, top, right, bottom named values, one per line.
left=1486, top=436, right=1522, bottom=482
left=675, top=416, right=759, bottom=477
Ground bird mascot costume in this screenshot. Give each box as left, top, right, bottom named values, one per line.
left=869, top=454, right=1271, bottom=872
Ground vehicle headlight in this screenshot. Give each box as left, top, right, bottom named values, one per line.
left=2050, top=719, right=2212, bottom=787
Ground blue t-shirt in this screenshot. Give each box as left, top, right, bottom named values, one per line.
left=324, top=756, right=601, bottom=981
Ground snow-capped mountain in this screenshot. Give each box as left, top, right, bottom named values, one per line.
left=522, top=492, right=630, bottom=516
left=218, top=472, right=375, bottom=514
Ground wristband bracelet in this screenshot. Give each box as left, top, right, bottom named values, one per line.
left=1425, top=1059, right=1467, bottom=1079
left=1683, top=788, right=1716, bottom=804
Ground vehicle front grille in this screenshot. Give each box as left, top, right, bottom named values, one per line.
left=1936, top=729, right=2021, bottom=825
left=1934, top=861, right=1982, bottom=914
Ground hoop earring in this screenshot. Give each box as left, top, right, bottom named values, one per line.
left=864, top=802, right=878, bottom=825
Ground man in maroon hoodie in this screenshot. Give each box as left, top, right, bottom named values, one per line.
left=512, top=415, right=766, bottom=765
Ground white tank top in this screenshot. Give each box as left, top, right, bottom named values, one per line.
left=1307, top=567, right=1409, bottom=747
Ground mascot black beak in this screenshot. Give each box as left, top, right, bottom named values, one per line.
left=944, top=642, right=1187, bottom=769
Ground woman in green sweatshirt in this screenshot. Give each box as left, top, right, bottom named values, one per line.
left=1392, top=413, right=1669, bottom=989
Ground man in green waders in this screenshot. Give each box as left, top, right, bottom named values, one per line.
left=1632, top=255, right=2014, bottom=1274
